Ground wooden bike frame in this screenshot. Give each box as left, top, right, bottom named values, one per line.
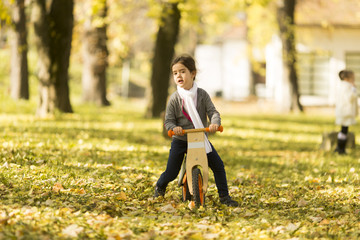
left=168, top=126, right=223, bottom=196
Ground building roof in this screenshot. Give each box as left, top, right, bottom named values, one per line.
left=295, top=0, right=360, bottom=27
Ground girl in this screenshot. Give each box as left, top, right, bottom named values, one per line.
left=154, top=54, right=238, bottom=207
left=335, top=70, right=358, bottom=154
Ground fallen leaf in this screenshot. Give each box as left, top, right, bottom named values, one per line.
left=232, top=207, right=242, bottom=213
left=309, top=216, right=322, bottom=223
left=62, top=224, right=84, bottom=238
left=297, top=198, right=308, bottom=207
left=2, top=162, right=8, bottom=168
left=204, top=233, right=220, bottom=239
left=117, top=192, right=127, bottom=200
left=320, top=219, right=330, bottom=225
left=0, top=218, right=9, bottom=225
left=52, top=183, right=64, bottom=193
left=77, top=188, right=86, bottom=195
left=326, top=176, right=332, bottom=183
left=188, top=232, right=203, bottom=240
left=136, top=174, right=145, bottom=180
left=287, top=222, right=300, bottom=232
left=244, top=210, right=256, bottom=217
left=45, top=199, right=53, bottom=206
left=196, top=224, right=211, bottom=230
left=160, top=204, right=176, bottom=213
left=312, top=178, right=320, bottom=183
left=188, top=201, right=195, bottom=210
left=272, top=226, right=285, bottom=234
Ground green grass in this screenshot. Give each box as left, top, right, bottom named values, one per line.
left=1, top=46, right=360, bottom=239
left=1, top=93, right=360, bottom=239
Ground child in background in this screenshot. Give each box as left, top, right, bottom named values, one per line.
left=154, top=54, right=238, bottom=207
left=335, top=70, right=358, bottom=154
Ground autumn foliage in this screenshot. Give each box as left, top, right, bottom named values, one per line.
left=1, top=99, right=360, bottom=239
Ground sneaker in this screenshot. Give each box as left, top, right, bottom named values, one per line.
left=154, top=186, right=166, bottom=198
left=220, top=195, right=239, bottom=207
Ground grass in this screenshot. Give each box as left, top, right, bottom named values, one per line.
left=1, top=45, right=360, bottom=239
left=1, top=91, right=360, bottom=239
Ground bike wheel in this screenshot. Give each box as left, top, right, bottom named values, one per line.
left=192, top=167, right=205, bottom=207
left=181, top=173, right=191, bottom=201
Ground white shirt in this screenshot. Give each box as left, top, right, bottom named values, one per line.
left=335, top=80, right=358, bottom=126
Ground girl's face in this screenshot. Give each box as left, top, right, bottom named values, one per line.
left=345, top=73, right=355, bottom=84
left=172, top=63, right=196, bottom=90
left=350, top=74, right=355, bottom=83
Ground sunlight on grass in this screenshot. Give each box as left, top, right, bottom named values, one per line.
left=1, top=96, right=360, bottom=239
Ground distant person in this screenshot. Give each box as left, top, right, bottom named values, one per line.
left=335, top=70, right=358, bottom=154
left=153, top=54, right=238, bottom=207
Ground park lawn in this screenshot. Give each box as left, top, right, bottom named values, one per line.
left=1, top=98, right=360, bottom=239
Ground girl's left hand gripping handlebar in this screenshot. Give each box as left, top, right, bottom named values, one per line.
left=167, top=125, right=223, bottom=137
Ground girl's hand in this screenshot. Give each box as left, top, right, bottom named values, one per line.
left=209, top=124, right=219, bottom=133
left=173, top=126, right=184, bottom=136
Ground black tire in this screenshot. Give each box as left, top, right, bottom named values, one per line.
left=192, top=167, right=205, bottom=207
left=181, top=173, right=191, bottom=201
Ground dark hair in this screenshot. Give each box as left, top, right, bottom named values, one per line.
left=339, top=70, right=354, bottom=80
left=171, top=54, right=197, bottom=79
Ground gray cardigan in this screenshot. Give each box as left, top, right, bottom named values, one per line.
left=164, top=88, right=221, bottom=141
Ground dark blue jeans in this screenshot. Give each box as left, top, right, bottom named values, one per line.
left=156, top=138, right=229, bottom=197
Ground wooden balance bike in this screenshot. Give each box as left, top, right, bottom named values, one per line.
left=168, top=126, right=223, bottom=207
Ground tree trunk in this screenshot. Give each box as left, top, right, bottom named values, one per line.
left=82, top=0, right=110, bottom=106
left=146, top=2, right=180, bottom=118
left=10, top=0, right=29, bottom=100
left=49, top=0, right=74, bottom=112
left=276, top=0, right=303, bottom=112
left=32, top=0, right=73, bottom=117
left=32, top=0, right=55, bottom=116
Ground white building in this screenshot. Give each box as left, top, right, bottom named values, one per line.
left=195, top=26, right=251, bottom=101
left=195, top=0, right=360, bottom=106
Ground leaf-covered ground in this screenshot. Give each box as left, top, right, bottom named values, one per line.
left=1, top=99, right=360, bottom=239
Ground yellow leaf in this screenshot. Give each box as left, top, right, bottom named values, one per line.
left=189, top=232, right=203, bottom=240
left=117, top=192, right=127, bottom=200
left=52, top=183, right=64, bottom=193
left=320, top=219, right=330, bottom=225
left=78, top=188, right=86, bottom=195
left=312, top=178, right=320, bottom=183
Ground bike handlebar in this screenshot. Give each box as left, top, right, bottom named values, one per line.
left=167, top=125, right=223, bottom=138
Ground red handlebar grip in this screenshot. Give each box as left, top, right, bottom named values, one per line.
left=218, top=125, right=223, bottom=132
left=168, top=130, right=174, bottom=137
